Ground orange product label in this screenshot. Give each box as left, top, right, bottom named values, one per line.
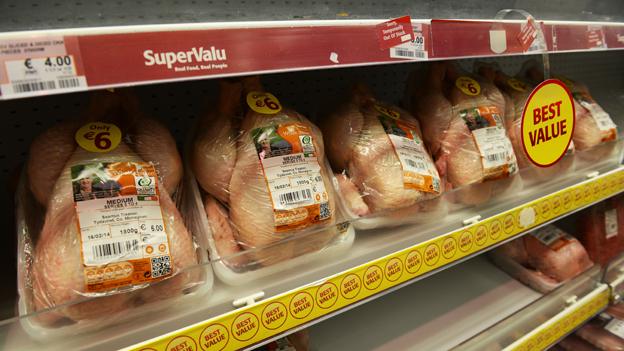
left=72, top=162, right=172, bottom=292
left=251, top=122, right=332, bottom=231
left=375, top=103, right=441, bottom=194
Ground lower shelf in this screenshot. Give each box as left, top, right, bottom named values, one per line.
left=309, top=256, right=606, bottom=351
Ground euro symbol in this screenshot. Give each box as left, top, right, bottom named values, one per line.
left=24, top=58, right=32, bottom=69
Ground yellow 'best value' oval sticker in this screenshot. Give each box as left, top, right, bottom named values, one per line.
left=455, top=76, right=481, bottom=96
left=75, top=122, right=122, bottom=153
left=247, top=91, right=282, bottom=114
left=521, top=79, right=575, bottom=167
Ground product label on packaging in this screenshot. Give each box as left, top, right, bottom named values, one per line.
left=0, top=36, right=87, bottom=98
left=72, top=162, right=172, bottom=292
left=252, top=122, right=331, bottom=231
left=375, top=104, right=440, bottom=193
left=606, top=208, right=619, bottom=239
left=247, top=91, right=282, bottom=115
left=556, top=76, right=616, bottom=141
left=532, top=226, right=573, bottom=250
left=605, top=317, right=624, bottom=338
left=460, top=105, right=517, bottom=180
left=455, top=76, right=481, bottom=96
left=521, top=79, right=576, bottom=167
left=575, top=92, right=618, bottom=141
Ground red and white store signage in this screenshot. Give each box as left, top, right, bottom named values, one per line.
left=0, top=19, right=622, bottom=100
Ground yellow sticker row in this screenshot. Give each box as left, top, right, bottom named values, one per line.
left=127, top=168, right=624, bottom=351
left=507, top=286, right=610, bottom=351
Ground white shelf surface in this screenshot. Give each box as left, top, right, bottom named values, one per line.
left=308, top=256, right=542, bottom=351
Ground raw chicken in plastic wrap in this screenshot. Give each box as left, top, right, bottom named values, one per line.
left=576, top=309, right=624, bottom=351
left=191, top=77, right=351, bottom=277
left=577, top=195, right=624, bottom=266
left=17, top=89, right=207, bottom=334
left=519, top=60, right=618, bottom=161
left=559, top=333, right=601, bottom=351
left=490, top=225, right=593, bottom=293
left=320, top=83, right=444, bottom=228
left=475, top=62, right=574, bottom=183
left=406, top=61, right=519, bottom=205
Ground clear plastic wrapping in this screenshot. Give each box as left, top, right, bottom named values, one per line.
left=320, top=83, right=445, bottom=228
left=474, top=61, right=575, bottom=184
left=490, top=225, right=593, bottom=293
left=17, top=89, right=210, bottom=336
left=407, top=61, right=520, bottom=205
left=577, top=312, right=624, bottom=351
left=576, top=195, right=624, bottom=266
left=190, top=77, right=353, bottom=283
left=518, top=60, right=619, bottom=162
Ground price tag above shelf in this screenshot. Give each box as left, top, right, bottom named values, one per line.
left=0, top=19, right=622, bottom=100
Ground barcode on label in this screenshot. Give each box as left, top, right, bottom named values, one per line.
left=92, top=239, right=139, bottom=260
left=12, top=80, right=56, bottom=93
left=390, top=48, right=426, bottom=58
left=405, top=158, right=426, bottom=170
left=486, top=152, right=507, bottom=162
left=11, top=77, right=82, bottom=93
left=58, top=77, right=81, bottom=89
left=279, top=189, right=312, bottom=205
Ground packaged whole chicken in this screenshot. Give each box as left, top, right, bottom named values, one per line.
left=406, top=61, right=520, bottom=205
left=576, top=308, right=624, bottom=351
left=475, top=62, right=575, bottom=184
left=17, top=89, right=210, bottom=337
left=559, top=333, right=601, bottom=351
left=490, top=225, right=593, bottom=293
left=191, top=77, right=354, bottom=284
left=320, top=83, right=445, bottom=229
left=519, top=60, right=619, bottom=162
left=576, top=195, right=624, bottom=266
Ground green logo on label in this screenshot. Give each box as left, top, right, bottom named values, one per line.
left=301, top=135, right=312, bottom=144
left=138, top=177, right=152, bottom=187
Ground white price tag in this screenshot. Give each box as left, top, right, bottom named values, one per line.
left=390, top=24, right=427, bottom=60
left=1, top=55, right=86, bottom=96
left=606, top=208, right=619, bottom=239
left=0, top=36, right=87, bottom=98
left=606, top=318, right=624, bottom=338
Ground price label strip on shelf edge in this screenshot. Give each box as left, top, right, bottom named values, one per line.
left=123, top=167, right=624, bottom=351
left=504, top=284, right=610, bottom=351
left=0, top=35, right=87, bottom=98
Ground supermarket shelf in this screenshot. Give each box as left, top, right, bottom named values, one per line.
left=456, top=269, right=609, bottom=351
left=308, top=256, right=605, bottom=351
left=0, top=17, right=623, bottom=100
left=1, top=0, right=623, bottom=31
left=2, top=158, right=619, bottom=350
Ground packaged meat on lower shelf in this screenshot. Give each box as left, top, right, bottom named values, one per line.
left=190, top=77, right=354, bottom=285
left=490, top=225, right=593, bottom=293
left=474, top=62, right=575, bottom=184
left=406, top=61, right=520, bottom=205
left=576, top=195, right=624, bottom=266
left=575, top=304, right=624, bottom=351
left=519, top=60, right=619, bottom=164
left=16, top=89, right=211, bottom=339
left=320, top=83, right=445, bottom=229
